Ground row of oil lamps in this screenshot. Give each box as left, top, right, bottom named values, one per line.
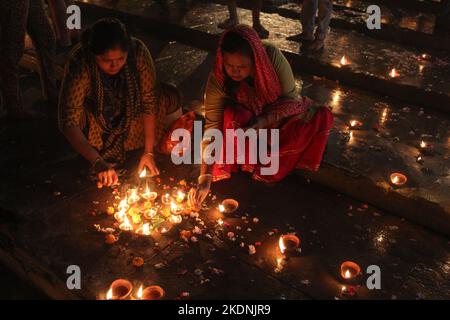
left=338, top=54, right=429, bottom=78
left=103, top=232, right=360, bottom=299
left=346, top=118, right=434, bottom=188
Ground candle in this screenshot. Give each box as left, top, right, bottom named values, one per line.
left=389, top=68, right=399, bottom=78
left=220, top=199, right=239, bottom=214
left=390, top=173, right=407, bottom=187
left=141, top=285, right=165, bottom=300
left=109, top=279, right=133, bottom=300
left=218, top=204, right=225, bottom=213
left=340, top=261, right=361, bottom=280
left=278, top=234, right=300, bottom=255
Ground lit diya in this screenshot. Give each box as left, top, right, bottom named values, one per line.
left=142, top=185, right=158, bottom=201
left=119, top=215, right=133, bottom=231
left=339, top=55, right=350, bottom=67
left=389, top=68, right=399, bottom=78
left=340, top=261, right=361, bottom=280
left=161, top=193, right=171, bottom=205
left=418, top=140, right=434, bottom=155
left=144, top=207, right=158, bottom=220
left=278, top=234, right=301, bottom=255
left=141, top=285, right=165, bottom=300
left=170, top=201, right=184, bottom=215
left=169, top=214, right=183, bottom=224
left=108, top=279, right=133, bottom=300
left=219, top=199, right=239, bottom=214
left=390, top=173, right=407, bottom=187
left=176, top=190, right=186, bottom=203
left=348, top=120, right=363, bottom=129
left=416, top=155, right=424, bottom=164
left=136, top=223, right=152, bottom=236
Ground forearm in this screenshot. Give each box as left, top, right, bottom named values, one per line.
left=142, top=114, right=156, bottom=153
left=63, top=126, right=100, bottom=164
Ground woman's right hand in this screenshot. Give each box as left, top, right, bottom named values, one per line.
left=188, top=174, right=213, bottom=211
left=94, top=158, right=119, bottom=187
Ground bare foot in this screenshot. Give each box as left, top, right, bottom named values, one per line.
left=218, top=17, right=239, bottom=29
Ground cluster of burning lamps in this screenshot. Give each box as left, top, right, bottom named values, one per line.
left=105, top=279, right=165, bottom=300
left=338, top=55, right=400, bottom=79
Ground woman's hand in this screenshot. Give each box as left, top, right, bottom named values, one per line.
left=188, top=174, right=212, bottom=211
left=94, top=158, right=119, bottom=187
left=138, top=152, right=160, bottom=177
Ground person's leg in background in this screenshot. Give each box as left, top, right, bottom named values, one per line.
left=27, top=0, right=58, bottom=107
left=252, top=0, right=269, bottom=39
left=218, top=0, right=269, bottom=38
left=288, top=0, right=316, bottom=42
left=218, top=0, right=239, bottom=29
left=47, top=0, right=71, bottom=48
left=309, top=0, right=332, bottom=51
left=0, top=0, right=31, bottom=118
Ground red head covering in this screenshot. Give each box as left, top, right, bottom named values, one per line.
left=214, top=25, right=282, bottom=116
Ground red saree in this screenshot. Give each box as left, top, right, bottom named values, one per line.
left=211, top=25, right=333, bottom=183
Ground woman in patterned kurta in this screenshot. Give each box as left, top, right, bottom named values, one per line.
left=58, top=18, right=181, bottom=186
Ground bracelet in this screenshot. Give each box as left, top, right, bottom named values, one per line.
left=144, top=151, right=154, bottom=157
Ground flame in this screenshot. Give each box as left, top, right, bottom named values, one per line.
left=141, top=223, right=151, bottom=235
left=115, top=208, right=126, bottom=222
left=419, top=64, right=424, bottom=73
left=389, top=68, right=399, bottom=78
left=217, top=218, right=224, bottom=226
left=344, top=270, right=351, bottom=279
left=118, top=198, right=128, bottom=211
left=218, top=204, right=225, bottom=213
left=176, top=190, right=185, bottom=203
left=331, top=90, right=341, bottom=106
left=341, top=285, right=347, bottom=293
left=340, top=55, right=348, bottom=66
left=139, top=168, right=147, bottom=178
left=420, top=140, right=426, bottom=148
left=349, top=131, right=353, bottom=140
left=160, top=227, right=168, bottom=233
left=137, top=286, right=143, bottom=300
left=392, top=175, right=399, bottom=184
left=106, top=288, right=113, bottom=300
left=279, top=236, right=286, bottom=254
left=129, top=189, right=139, bottom=204
left=380, top=108, right=388, bottom=125
left=119, top=215, right=133, bottom=231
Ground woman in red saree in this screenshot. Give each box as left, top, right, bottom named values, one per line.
left=189, top=25, right=333, bottom=208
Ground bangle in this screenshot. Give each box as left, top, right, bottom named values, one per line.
left=145, top=151, right=154, bottom=157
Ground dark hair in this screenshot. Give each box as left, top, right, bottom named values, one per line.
left=220, top=31, right=254, bottom=99
left=221, top=31, right=254, bottom=61
left=82, top=18, right=131, bottom=55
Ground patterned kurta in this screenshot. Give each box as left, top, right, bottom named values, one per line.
left=58, top=38, right=175, bottom=163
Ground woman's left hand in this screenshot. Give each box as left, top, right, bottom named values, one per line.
left=138, top=152, right=160, bottom=177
